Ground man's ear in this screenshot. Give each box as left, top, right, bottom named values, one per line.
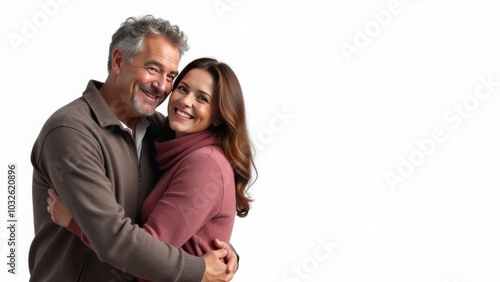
left=110, top=48, right=124, bottom=74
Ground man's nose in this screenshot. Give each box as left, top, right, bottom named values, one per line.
left=152, top=78, right=171, bottom=96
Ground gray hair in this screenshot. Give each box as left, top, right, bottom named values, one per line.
left=107, top=15, right=189, bottom=71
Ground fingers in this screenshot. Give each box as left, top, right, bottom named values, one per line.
left=214, top=238, right=228, bottom=249
left=210, top=248, right=228, bottom=260
left=47, top=188, right=58, bottom=211
left=214, top=239, right=238, bottom=274
left=48, top=188, right=59, bottom=199
left=47, top=188, right=61, bottom=223
left=202, top=248, right=231, bottom=282
left=47, top=194, right=53, bottom=206
left=225, top=250, right=238, bottom=274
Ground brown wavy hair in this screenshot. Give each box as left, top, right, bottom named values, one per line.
left=172, top=57, right=256, bottom=217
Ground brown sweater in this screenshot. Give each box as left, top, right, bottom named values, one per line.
left=29, top=80, right=204, bottom=282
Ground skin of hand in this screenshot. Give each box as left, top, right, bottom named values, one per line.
left=214, top=239, right=238, bottom=274
left=202, top=248, right=233, bottom=282
left=47, top=188, right=72, bottom=227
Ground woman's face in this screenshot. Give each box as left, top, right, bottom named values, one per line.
left=168, top=68, right=218, bottom=138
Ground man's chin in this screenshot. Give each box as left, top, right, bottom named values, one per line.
left=143, top=109, right=156, bottom=116
left=135, top=106, right=156, bottom=117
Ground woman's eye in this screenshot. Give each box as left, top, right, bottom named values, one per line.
left=197, top=96, right=209, bottom=103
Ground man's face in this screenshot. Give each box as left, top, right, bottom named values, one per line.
left=114, top=34, right=180, bottom=118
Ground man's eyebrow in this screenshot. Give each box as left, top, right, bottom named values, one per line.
left=146, top=60, right=178, bottom=76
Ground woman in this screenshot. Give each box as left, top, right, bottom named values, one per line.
left=48, top=57, right=256, bottom=279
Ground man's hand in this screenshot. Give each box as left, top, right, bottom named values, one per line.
left=202, top=247, right=233, bottom=282
left=214, top=239, right=238, bottom=274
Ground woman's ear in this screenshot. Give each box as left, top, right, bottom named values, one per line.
left=213, top=117, right=222, bottom=127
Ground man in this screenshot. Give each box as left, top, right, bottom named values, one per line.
left=29, top=15, right=237, bottom=281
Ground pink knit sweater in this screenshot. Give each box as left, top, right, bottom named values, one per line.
left=141, top=129, right=236, bottom=256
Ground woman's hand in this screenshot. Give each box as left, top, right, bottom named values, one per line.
left=47, top=188, right=72, bottom=227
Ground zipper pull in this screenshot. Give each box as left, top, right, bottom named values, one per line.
left=137, top=162, right=142, bottom=182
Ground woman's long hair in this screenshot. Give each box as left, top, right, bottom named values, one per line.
left=172, top=57, right=256, bottom=217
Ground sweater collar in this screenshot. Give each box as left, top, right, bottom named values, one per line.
left=82, top=80, right=123, bottom=128
left=155, top=128, right=217, bottom=171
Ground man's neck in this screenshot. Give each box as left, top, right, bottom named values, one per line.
left=99, top=81, right=139, bottom=132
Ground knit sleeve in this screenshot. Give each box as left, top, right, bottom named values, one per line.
left=141, top=151, right=225, bottom=248
left=66, top=220, right=153, bottom=282
left=67, top=219, right=93, bottom=249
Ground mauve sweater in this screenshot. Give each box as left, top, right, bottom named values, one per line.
left=141, top=128, right=236, bottom=256
left=67, top=128, right=236, bottom=279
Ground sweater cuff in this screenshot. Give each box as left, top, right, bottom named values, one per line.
left=67, top=218, right=80, bottom=235
left=178, top=254, right=205, bottom=282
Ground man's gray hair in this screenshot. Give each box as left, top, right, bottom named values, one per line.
left=107, top=15, right=189, bottom=71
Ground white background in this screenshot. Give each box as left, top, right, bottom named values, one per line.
left=1, top=0, right=500, bottom=281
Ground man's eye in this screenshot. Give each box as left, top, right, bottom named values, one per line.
left=147, top=67, right=159, bottom=74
